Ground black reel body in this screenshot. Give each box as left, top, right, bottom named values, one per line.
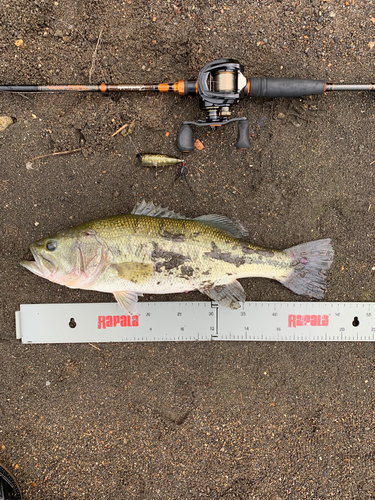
left=0, top=463, right=22, bottom=500
left=197, top=58, right=247, bottom=117
left=178, top=59, right=251, bottom=151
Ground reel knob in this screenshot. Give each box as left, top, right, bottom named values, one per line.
left=235, top=119, right=251, bottom=149
left=177, top=123, right=194, bottom=152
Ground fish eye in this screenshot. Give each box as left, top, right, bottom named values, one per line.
left=46, top=240, right=57, bottom=251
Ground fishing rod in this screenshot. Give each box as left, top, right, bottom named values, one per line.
left=1, top=58, right=374, bottom=151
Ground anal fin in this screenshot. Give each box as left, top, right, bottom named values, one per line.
left=113, top=291, right=142, bottom=315
left=199, top=280, right=246, bottom=309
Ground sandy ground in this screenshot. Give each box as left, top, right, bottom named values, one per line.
left=1, top=0, right=375, bottom=498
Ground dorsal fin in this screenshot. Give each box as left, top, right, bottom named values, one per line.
left=194, top=215, right=248, bottom=239
left=131, top=200, right=186, bottom=219
left=131, top=202, right=248, bottom=238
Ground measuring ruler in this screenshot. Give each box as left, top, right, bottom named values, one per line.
left=15, top=301, right=375, bottom=344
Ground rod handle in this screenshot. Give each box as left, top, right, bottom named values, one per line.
left=248, top=78, right=325, bottom=98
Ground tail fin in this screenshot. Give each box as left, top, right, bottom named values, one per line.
left=281, top=239, right=334, bottom=299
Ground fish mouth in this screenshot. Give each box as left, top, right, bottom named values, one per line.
left=20, top=247, right=56, bottom=277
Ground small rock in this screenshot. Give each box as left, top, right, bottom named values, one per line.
left=277, top=112, right=286, bottom=119
left=368, top=41, right=375, bottom=50
left=0, top=116, right=13, bottom=131
left=256, top=116, right=266, bottom=127
left=26, top=162, right=33, bottom=170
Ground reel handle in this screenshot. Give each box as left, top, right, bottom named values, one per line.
left=177, top=118, right=251, bottom=152
left=177, top=124, right=195, bottom=152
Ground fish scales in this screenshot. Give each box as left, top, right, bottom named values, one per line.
left=21, top=201, right=334, bottom=313
left=74, top=215, right=290, bottom=294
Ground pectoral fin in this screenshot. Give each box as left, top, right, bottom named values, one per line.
left=113, top=291, right=142, bottom=315
left=110, top=262, right=154, bottom=284
left=199, top=280, right=246, bottom=309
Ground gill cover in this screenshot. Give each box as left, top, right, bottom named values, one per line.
left=22, top=228, right=109, bottom=288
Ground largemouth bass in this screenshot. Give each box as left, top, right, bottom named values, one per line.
left=21, top=201, right=334, bottom=314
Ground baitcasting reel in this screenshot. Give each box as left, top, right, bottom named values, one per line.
left=177, top=59, right=251, bottom=151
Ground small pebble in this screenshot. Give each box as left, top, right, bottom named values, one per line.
left=0, top=116, right=13, bottom=131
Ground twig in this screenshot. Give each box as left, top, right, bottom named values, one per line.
left=111, top=122, right=128, bottom=137
left=89, top=28, right=104, bottom=83
left=29, top=148, right=82, bottom=162
left=112, top=119, right=136, bottom=138
left=232, top=186, right=242, bottom=195
left=16, top=93, right=31, bottom=100
left=89, top=343, right=102, bottom=351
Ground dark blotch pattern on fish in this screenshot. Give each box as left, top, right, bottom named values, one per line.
left=159, top=229, right=186, bottom=242
left=256, top=249, right=275, bottom=257
left=242, top=245, right=274, bottom=257
left=180, top=266, right=194, bottom=277
left=151, top=242, right=190, bottom=273
left=205, top=242, right=246, bottom=267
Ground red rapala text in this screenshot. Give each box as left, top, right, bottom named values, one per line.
left=98, top=315, right=139, bottom=329
left=288, top=314, right=329, bottom=327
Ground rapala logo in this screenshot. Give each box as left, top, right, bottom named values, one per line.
left=98, top=315, right=139, bottom=329
left=288, top=314, right=329, bottom=327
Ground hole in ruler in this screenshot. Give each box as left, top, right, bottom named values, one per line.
left=352, top=316, right=359, bottom=327
left=69, top=318, right=77, bottom=328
